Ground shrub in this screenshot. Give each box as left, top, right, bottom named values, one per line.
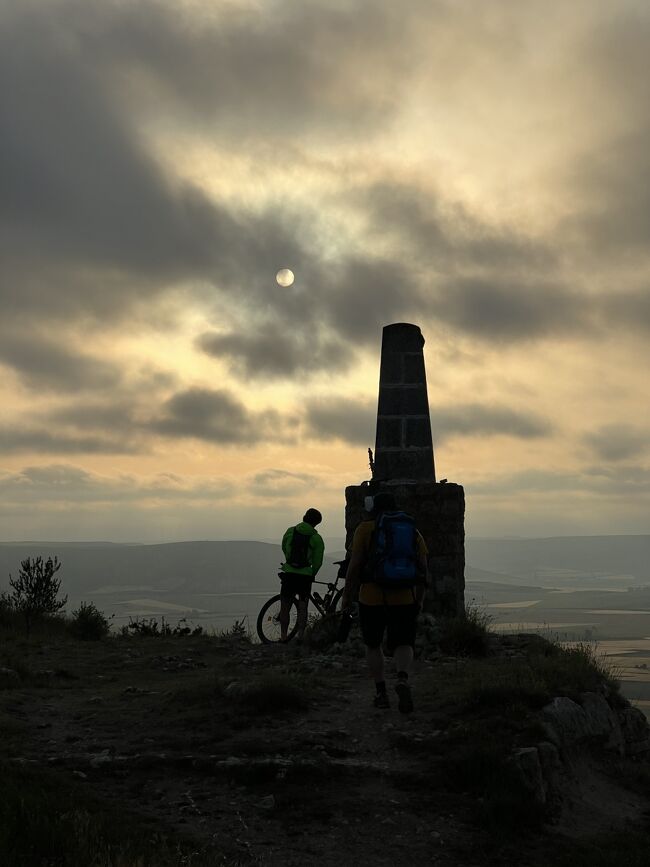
left=123, top=616, right=204, bottom=637
left=219, top=618, right=250, bottom=642
left=68, top=602, right=112, bottom=641
left=438, top=600, right=493, bottom=657
left=8, top=556, right=67, bottom=635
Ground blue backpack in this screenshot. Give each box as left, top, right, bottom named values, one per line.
left=367, top=511, right=419, bottom=588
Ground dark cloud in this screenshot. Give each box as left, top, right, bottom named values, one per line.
left=151, top=387, right=291, bottom=445
left=430, top=278, right=586, bottom=342
left=583, top=424, right=649, bottom=462
left=304, top=398, right=375, bottom=446
left=0, top=464, right=233, bottom=503
left=303, top=398, right=551, bottom=446
left=432, top=403, right=552, bottom=442
left=471, top=465, right=650, bottom=498
left=198, top=326, right=353, bottom=380
left=0, top=426, right=141, bottom=456
left=0, top=332, right=122, bottom=391
left=357, top=180, right=553, bottom=272
left=89, top=0, right=420, bottom=137
left=601, top=289, right=650, bottom=334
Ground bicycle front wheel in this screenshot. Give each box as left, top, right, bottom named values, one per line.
left=256, top=594, right=298, bottom=644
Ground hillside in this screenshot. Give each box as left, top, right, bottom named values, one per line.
left=0, top=541, right=289, bottom=596
left=1, top=619, right=650, bottom=865
left=466, top=536, right=650, bottom=584
left=2, top=536, right=649, bottom=600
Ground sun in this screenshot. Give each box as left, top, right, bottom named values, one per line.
left=276, top=268, right=295, bottom=287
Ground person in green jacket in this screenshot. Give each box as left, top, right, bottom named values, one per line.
left=279, top=508, right=324, bottom=641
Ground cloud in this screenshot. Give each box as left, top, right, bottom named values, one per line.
left=0, top=426, right=142, bottom=456
left=304, top=398, right=375, bottom=446
left=0, top=464, right=233, bottom=504
left=431, top=403, right=553, bottom=442
left=151, top=387, right=291, bottom=445
left=430, top=278, right=586, bottom=342
left=303, top=398, right=551, bottom=446
left=0, top=331, right=122, bottom=391
left=357, top=180, right=553, bottom=272
left=583, top=424, right=649, bottom=462
left=470, top=464, right=650, bottom=498
left=198, top=326, right=353, bottom=379
left=601, top=289, right=650, bottom=335
left=249, top=468, right=317, bottom=499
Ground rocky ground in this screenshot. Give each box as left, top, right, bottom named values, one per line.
left=1, top=626, right=650, bottom=866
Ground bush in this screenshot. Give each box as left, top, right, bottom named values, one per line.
left=438, top=600, right=493, bottom=657
left=8, top=556, right=67, bottom=635
left=218, top=618, right=250, bottom=642
left=68, top=602, right=112, bottom=641
left=123, top=616, right=204, bottom=637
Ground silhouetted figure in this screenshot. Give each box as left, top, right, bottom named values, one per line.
left=342, top=492, right=428, bottom=712
left=279, top=508, right=324, bottom=641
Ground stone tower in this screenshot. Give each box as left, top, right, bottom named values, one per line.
left=345, top=323, right=465, bottom=616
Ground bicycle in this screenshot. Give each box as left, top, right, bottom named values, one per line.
left=256, top=559, right=347, bottom=644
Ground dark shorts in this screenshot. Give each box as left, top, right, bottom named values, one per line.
left=358, top=603, right=419, bottom=650
left=279, top=572, right=312, bottom=602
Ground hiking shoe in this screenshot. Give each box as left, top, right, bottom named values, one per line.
left=373, top=692, right=390, bottom=709
left=395, top=680, right=414, bottom=714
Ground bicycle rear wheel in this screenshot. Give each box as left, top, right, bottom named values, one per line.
left=256, top=594, right=298, bottom=644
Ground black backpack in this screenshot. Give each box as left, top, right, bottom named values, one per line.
left=365, top=512, right=419, bottom=588
left=288, top=527, right=311, bottom=568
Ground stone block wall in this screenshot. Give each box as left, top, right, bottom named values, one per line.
left=345, top=480, right=465, bottom=617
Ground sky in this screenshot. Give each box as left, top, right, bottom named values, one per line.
left=1, top=0, right=649, bottom=543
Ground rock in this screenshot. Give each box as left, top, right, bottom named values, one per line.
left=579, top=692, right=625, bottom=754
left=0, top=668, right=20, bottom=689
left=541, top=697, right=591, bottom=746
left=89, top=749, right=112, bottom=768
left=509, top=747, right=546, bottom=804
left=618, top=706, right=650, bottom=755
left=536, top=741, right=563, bottom=800
left=258, top=795, right=275, bottom=810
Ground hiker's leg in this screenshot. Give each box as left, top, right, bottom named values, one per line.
left=359, top=603, right=388, bottom=695
left=387, top=605, right=418, bottom=713
left=296, top=597, right=309, bottom=638
left=387, top=604, right=418, bottom=672
left=393, top=645, right=414, bottom=676
left=366, top=645, right=385, bottom=681
left=278, top=573, right=294, bottom=641
left=279, top=597, right=291, bottom=641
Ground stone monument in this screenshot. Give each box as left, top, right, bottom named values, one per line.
left=345, top=323, right=465, bottom=616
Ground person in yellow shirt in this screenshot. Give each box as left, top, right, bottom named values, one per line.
left=342, top=492, right=428, bottom=712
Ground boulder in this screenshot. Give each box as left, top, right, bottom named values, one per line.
left=510, top=747, right=546, bottom=804
left=618, top=706, right=650, bottom=756
left=541, top=697, right=591, bottom=747
left=579, top=692, right=626, bottom=755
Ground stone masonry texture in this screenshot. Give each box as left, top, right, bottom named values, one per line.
left=373, top=322, right=436, bottom=482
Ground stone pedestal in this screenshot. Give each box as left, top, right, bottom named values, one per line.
left=345, top=480, right=465, bottom=617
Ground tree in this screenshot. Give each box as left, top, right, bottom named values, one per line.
left=9, top=556, right=67, bottom=635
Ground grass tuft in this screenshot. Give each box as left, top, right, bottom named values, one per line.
left=437, top=600, right=493, bottom=657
